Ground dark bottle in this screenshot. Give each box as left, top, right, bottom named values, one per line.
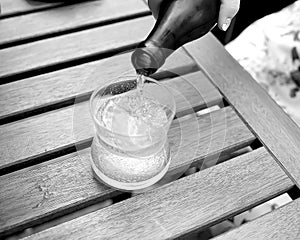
left=131, top=0, right=220, bottom=76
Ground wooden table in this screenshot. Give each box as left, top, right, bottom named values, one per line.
left=1, top=0, right=300, bottom=239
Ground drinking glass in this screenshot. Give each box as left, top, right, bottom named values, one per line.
left=90, top=75, right=176, bottom=191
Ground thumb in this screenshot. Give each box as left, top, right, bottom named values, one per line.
left=218, top=0, right=240, bottom=31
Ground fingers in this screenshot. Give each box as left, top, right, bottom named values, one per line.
left=218, top=0, right=240, bottom=31
left=148, top=0, right=240, bottom=31
left=148, top=0, right=163, bottom=19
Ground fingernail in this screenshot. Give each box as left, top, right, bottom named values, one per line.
left=222, top=18, right=231, bottom=31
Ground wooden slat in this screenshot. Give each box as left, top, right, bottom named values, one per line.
left=0, top=0, right=149, bottom=48
left=184, top=33, right=300, bottom=188
left=0, top=0, right=60, bottom=18
left=0, top=107, right=255, bottom=236
left=214, top=198, right=300, bottom=240
left=0, top=71, right=223, bottom=172
left=0, top=49, right=197, bottom=123
left=0, top=15, right=155, bottom=80
left=23, top=148, right=294, bottom=240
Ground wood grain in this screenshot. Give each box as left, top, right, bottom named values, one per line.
left=22, top=148, right=293, bottom=240
left=0, top=108, right=254, bottom=236
left=0, top=49, right=197, bottom=123
left=0, top=106, right=255, bottom=236
left=0, top=0, right=149, bottom=48
left=214, top=198, right=300, bottom=240
left=0, top=72, right=223, bottom=172
left=184, top=33, right=300, bottom=188
left=0, top=0, right=60, bottom=18
left=0, top=16, right=155, bottom=80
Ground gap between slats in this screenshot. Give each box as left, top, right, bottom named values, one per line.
left=0, top=0, right=151, bottom=49
left=0, top=148, right=256, bottom=239
left=214, top=197, right=300, bottom=240
left=0, top=43, right=139, bottom=85
left=0, top=106, right=255, bottom=237
left=0, top=0, right=87, bottom=19
left=184, top=34, right=300, bottom=190
left=0, top=16, right=155, bottom=83
left=0, top=71, right=223, bottom=174
left=0, top=49, right=198, bottom=125
left=15, top=148, right=294, bottom=240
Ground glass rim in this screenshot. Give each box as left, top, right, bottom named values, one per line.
left=89, top=75, right=176, bottom=139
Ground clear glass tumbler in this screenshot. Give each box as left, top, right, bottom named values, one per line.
left=90, top=75, right=176, bottom=191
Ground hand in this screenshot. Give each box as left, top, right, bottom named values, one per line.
left=148, top=0, right=240, bottom=31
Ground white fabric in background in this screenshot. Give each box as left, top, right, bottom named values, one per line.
left=226, top=1, right=300, bottom=126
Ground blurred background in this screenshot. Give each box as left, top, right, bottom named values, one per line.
left=212, top=0, right=297, bottom=44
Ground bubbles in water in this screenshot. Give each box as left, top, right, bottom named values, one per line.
left=91, top=74, right=173, bottom=189
left=96, top=90, right=169, bottom=151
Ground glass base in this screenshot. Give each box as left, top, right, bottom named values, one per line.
left=90, top=137, right=171, bottom=191
left=91, top=158, right=170, bottom=191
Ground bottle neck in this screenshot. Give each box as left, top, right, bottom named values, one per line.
left=131, top=0, right=220, bottom=75
left=131, top=41, right=171, bottom=76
